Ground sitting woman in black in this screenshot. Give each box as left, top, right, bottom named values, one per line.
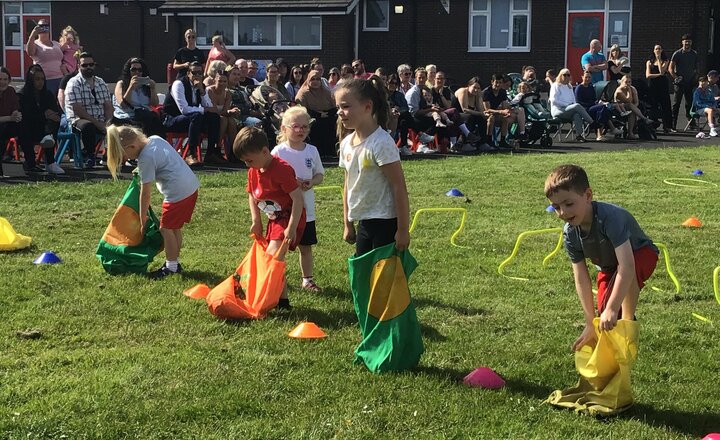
left=18, top=64, right=63, bottom=174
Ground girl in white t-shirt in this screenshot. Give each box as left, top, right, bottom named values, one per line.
left=106, top=125, right=200, bottom=279
left=271, top=106, right=325, bottom=291
left=335, top=77, right=410, bottom=256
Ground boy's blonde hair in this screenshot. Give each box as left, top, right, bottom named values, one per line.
left=233, top=126, right=269, bottom=158
left=544, top=164, right=590, bottom=197
left=276, top=105, right=312, bottom=144
left=106, top=125, right=147, bottom=180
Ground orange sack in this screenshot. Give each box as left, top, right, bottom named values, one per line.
left=184, top=235, right=290, bottom=320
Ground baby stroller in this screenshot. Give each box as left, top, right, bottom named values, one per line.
left=519, top=92, right=558, bottom=148
left=248, top=84, right=293, bottom=149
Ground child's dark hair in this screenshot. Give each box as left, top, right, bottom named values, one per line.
left=544, top=164, right=590, bottom=197
left=336, top=76, right=389, bottom=129
left=233, top=126, right=269, bottom=158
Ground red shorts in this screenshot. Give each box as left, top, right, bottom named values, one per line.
left=596, top=245, right=658, bottom=313
left=160, top=190, right=198, bottom=229
left=266, top=212, right=306, bottom=251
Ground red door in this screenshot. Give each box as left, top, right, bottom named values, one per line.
left=566, top=12, right=604, bottom=84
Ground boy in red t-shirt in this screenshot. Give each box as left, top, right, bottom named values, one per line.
left=233, top=126, right=306, bottom=309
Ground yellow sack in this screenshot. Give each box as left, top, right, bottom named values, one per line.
left=0, top=217, right=32, bottom=251
left=546, top=318, right=639, bottom=417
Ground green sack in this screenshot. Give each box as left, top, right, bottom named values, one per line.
left=348, top=242, right=424, bottom=373
left=96, top=175, right=163, bottom=274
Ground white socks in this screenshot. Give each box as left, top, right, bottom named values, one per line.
left=166, top=260, right=179, bottom=272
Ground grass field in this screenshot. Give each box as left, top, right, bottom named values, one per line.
left=1, top=146, right=719, bottom=439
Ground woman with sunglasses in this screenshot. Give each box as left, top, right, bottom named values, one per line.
left=112, top=57, right=162, bottom=136
left=285, top=65, right=305, bottom=101
left=173, top=29, right=206, bottom=80
left=549, top=68, right=594, bottom=143
left=25, top=19, right=63, bottom=95
left=295, top=69, right=337, bottom=157
left=327, top=67, right=341, bottom=92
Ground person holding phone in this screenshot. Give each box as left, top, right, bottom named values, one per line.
left=25, top=19, right=64, bottom=95
left=204, top=35, right=235, bottom=76
left=112, top=57, right=163, bottom=136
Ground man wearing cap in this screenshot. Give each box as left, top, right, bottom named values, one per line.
left=670, top=34, right=699, bottom=129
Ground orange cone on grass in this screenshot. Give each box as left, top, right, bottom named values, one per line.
left=682, top=216, right=703, bottom=228
left=183, top=284, right=210, bottom=299
left=288, top=322, right=327, bottom=339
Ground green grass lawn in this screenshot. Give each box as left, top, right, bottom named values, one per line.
left=1, top=147, right=720, bottom=439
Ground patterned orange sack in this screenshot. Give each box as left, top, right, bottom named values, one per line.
left=184, top=235, right=290, bottom=320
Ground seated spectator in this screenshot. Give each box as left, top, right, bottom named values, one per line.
left=694, top=75, right=719, bottom=136
left=397, top=64, right=413, bottom=94
left=510, top=81, right=551, bottom=119
left=549, top=68, right=594, bottom=142
left=0, top=66, right=21, bottom=163
left=204, top=35, right=235, bottom=75
left=112, top=57, right=162, bottom=136
left=18, top=64, right=63, bottom=174
left=544, top=69, right=557, bottom=92
left=204, top=60, right=227, bottom=87
left=65, top=52, right=114, bottom=167
left=574, top=70, right=618, bottom=141
left=336, top=64, right=354, bottom=89
left=295, top=69, right=337, bottom=157
left=708, top=70, right=720, bottom=98
left=310, top=57, right=330, bottom=89
left=522, top=65, right=538, bottom=91
left=247, top=60, right=261, bottom=84
left=58, top=26, right=81, bottom=76
left=614, top=75, right=651, bottom=139
left=452, top=77, right=485, bottom=143
left=207, top=70, right=233, bottom=149
left=285, top=65, right=304, bottom=101
left=405, top=68, right=436, bottom=144
left=483, top=73, right=526, bottom=148
left=386, top=73, right=412, bottom=153
left=276, top=57, right=290, bottom=84
left=327, top=67, right=341, bottom=92
left=226, top=64, right=263, bottom=159
left=352, top=58, right=373, bottom=79
left=173, top=29, right=205, bottom=80
left=425, top=64, right=437, bottom=88
left=432, top=71, right=466, bottom=146
left=162, top=61, right=222, bottom=165
left=374, top=67, right=387, bottom=82
left=261, top=62, right=291, bottom=100
left=25, top=19, right=63, bottom=95
left=233, top=59, right=257, bottom=88
left=422, top=86, right=452, bottom=127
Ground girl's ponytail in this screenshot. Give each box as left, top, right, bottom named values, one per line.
left=368, top=75, right=389, bottom=130
left=106, top=125, right=124, bottom=180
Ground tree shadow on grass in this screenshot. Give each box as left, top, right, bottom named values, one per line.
left=410, top=364, right=466, bottom=383
left=420, top=323, right=447, bottom=341
left=620, top=403, right=720, bottom=437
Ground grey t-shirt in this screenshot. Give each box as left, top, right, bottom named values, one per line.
left=671, top=49, right=699, bottom=83
left=563, top=201, right=656, bottom=272
left=138, top=136, right=200, bottom=203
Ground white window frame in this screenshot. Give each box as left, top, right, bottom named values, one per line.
left=468, top=0, right=532, bottom=53
left=363, top=0, right=389, bottom=32
left=194, top=14, right=322, bottom=50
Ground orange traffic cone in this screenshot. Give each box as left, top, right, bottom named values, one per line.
left=183, top=284, right=210, bottom=299
left=682, top=216, right=703, bottom=228
left=288, top=322, right=327, bottom=339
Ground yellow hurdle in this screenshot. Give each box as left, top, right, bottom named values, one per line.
left=497, top=228, right=563, bottom=281
left=408, top=208, right=468, bottom=248
left=692, top=266, right=720, bottom=325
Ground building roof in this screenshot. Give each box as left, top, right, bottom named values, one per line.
left=159, top=0, right=357, bottom=13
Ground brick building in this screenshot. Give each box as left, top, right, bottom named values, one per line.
left=1, top=0, right=718, bottom=86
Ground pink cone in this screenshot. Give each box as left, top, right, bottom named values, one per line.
left=463, top=367, right=505, bottom=389
left=702, top=434, right=720, bottom=440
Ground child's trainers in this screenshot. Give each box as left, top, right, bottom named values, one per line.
left=302, top=278, right=322, bottom=292
left=277, top=298, right=292, bottom=310
left=710, top=127, right=718, bottom=137
left=150, top=263, right=179, bottom=279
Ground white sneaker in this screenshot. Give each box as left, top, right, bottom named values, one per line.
left=419, top=132, right=435, bottom=143
left=710, top=128, right=718, bottom=137
left=40, top=134, right=55, bottom=149
left=398, top=145, right=413, bottom=156
left=46, top=162, right=65, bottom=174
left=416, top=144, right=435, bottom=154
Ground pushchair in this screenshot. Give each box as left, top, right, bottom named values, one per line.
left=248, top=84, right=293, bottom=149
left=519, top=92, right=559, bottom=148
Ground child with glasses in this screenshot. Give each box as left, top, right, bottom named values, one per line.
left=271, top=106, right=325, bottom=292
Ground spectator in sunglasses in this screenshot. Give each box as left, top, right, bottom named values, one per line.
left=173, top=29, right=206, bottom=79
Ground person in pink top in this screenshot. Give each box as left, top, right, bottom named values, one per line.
left=25, top=19, right=63, bottom=94
left=204, top=35, right=235, bottom=76
left=59, top=26, right=82, bottom=75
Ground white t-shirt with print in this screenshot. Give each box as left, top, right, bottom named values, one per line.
left=338, top=126, right=400, bottom=222
left=271, top=142, right=325, bottom=221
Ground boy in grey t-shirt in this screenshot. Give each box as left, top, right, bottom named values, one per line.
left=544, top=164, right=658, bottom=351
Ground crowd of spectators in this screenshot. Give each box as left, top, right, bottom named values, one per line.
left=2, top=28, right=720, bottom=175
